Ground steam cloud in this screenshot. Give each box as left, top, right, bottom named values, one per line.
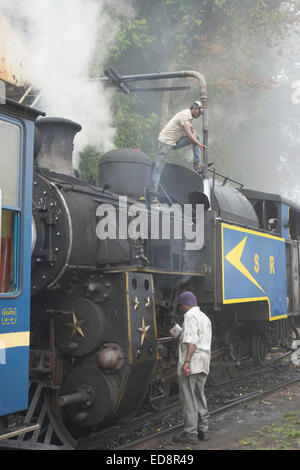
left=1, top=0, right=299, bottom=199
left=1, top=0, right=134, bottom=165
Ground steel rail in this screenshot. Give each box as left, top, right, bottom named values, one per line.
left=116, top=360, right=300, bottom=450
left=75, top=352, right=295, bottom=449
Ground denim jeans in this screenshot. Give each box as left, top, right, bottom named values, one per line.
left=151, top=135, right=202, bottom=193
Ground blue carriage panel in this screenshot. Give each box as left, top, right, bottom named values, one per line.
left=0, top=111, right=36, bottom=416
left=221, top=223, right=287, bottom=321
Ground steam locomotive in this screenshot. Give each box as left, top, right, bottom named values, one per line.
left=22, top=115, right=300, bottom=448
left=1, top=92, right=300, bottom=449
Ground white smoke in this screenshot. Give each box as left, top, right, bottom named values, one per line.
left=0, top=0, right=134, bottom=165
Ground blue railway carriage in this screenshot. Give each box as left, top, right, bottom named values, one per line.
left=240, top=189, right=300, bottom=319
left=207, top=186, right=300, bottom=368
left=0, top=99, right=43, bottom=439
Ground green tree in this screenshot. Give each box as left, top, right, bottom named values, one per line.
left=78, top=145, right=101, bottom=184
left=111, top=93, right=159, bottom=157
left=81, top=0, right=300, bottom=189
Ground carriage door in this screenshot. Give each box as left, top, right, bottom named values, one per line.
left=0, top=116, right=30, bottom=416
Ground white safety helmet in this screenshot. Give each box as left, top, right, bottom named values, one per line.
left=192, top=101, right=203, bottom=113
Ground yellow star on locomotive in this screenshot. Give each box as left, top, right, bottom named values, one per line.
left=137, top=317, right=150, bottom=346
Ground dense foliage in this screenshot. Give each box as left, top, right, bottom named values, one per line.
left=80, top=0, right=300, bottom=196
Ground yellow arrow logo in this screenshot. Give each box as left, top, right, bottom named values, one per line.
left=225, top=236, right=265, bottom=294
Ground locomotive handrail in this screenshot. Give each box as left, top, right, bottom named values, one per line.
left=216, top=217, right=282, bottom=237
left=209, top=168, right=244, bottom=189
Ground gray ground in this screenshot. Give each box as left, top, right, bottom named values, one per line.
left=125, top=383, right=300, bottom=451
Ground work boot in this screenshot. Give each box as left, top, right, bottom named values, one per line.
left=198, top=430, right=209, bottom=441
left=173, top=432, right=199, bottom=446
left=151, top=196, right=160, bottom=204
left=194, top=162, right=214, bottom=174
left=149, top=190, right=160, bottom=205
left=194, top=163, right=203, bottom=174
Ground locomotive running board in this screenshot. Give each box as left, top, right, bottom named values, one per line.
left=103, top=267, right=206, bottom=276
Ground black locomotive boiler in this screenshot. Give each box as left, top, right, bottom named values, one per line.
left=9, top=114, right=300, bottom=449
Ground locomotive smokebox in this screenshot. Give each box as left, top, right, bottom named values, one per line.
left=98, top=148, right=153, bottom=199
left=35, top=117, right=82, bottom=176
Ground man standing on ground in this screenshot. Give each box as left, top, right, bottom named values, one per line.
left=173, top=291, right=212, bottom=446
left=151, top=101, right=207, bottom=203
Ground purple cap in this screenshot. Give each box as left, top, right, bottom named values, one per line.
left=176, top=291, right=197, bottom=306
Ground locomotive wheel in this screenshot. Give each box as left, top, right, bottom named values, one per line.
left=286, top=326, right=300, bottom=348
left=279, top=325, right=300, bottom=352
left=252, top=332, right=270, bottom=366
left=292, top=327, right=300, bottom=340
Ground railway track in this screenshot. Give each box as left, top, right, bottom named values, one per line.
left=79, top=352, right=300, bottom=450
left=2, top=351, right=299, bottom=450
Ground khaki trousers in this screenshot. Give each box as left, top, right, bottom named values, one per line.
left=178, top=372, right=209, bottom=436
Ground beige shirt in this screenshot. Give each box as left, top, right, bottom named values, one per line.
left=178, top=306, right=212, bottom=376
left=158, top=109, right=193, bottom=146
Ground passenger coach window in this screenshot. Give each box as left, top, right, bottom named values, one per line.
left=0, top=120, right=20, bottom=207
left=0, top=118, right=21, bottom=294
left=289, top=209, right=300, bottom=241
left=0, top=209, right=18, bottom=293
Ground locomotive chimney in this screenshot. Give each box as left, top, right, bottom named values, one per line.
left=35, top=117, right=82, bottom=176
